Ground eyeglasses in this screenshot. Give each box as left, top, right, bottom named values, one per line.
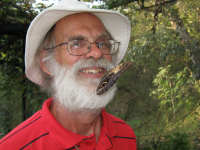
left=45, top=38, right=120, bottom=56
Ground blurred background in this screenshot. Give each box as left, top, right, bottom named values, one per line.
left=0, top=0, right=200, bottom=149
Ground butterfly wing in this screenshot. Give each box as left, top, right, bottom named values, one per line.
left=96, top=62, right=132, bottom=95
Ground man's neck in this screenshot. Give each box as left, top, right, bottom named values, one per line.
left=50, top=100, right=102, bottom=140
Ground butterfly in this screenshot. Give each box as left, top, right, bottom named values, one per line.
left=96, top=62, right=132, bottom=95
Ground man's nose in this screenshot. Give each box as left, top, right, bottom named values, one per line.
left=85, top=43, right=103, bottom=60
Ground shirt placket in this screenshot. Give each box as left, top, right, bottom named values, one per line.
left=78, top=136, right=97, bottom=150
left=95, top=134, right=113, bottom=150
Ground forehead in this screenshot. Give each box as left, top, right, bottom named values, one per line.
left=54, top=13, right=106, bottom=40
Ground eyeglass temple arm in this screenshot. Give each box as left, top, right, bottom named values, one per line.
left=45, top=42, right=68, bottom=50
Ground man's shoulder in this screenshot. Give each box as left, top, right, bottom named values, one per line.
left=103, top=111, right=136, bottom=138
left=0, top=110, right=46, bottom=149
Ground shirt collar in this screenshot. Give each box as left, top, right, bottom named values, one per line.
left=41, top=98, right=117, bottom=149
left=42, top=98, right=96, bottom=149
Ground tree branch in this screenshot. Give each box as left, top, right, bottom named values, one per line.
left=141, top=0, right=178, bottom=11
left=106, top=0, right=178, bottom=11
left=106, top=0, right=137, bottom=9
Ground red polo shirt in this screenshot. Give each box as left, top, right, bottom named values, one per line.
left=0, top=98, right=137, bottom=150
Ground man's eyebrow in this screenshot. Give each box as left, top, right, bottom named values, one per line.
left=67, top=31, right=113, bottom=41
left=99, top=31, right=113, bottom=40
left=68, top=35, right=86, bottom=41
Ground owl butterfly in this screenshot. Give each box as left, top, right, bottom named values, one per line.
left=96, top=62, right=132, bottom=95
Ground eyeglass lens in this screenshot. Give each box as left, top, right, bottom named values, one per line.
left=68, top=39, right=119, bottom=56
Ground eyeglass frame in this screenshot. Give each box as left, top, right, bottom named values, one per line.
left=45, top=38, right=120, bottom=56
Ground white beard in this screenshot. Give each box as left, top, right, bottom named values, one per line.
left=48, top=58, right=117, bottom=112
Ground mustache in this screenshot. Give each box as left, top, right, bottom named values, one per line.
left=74, top=58, right=114, bottom=73
left=48, top=57, right=115, bottom=78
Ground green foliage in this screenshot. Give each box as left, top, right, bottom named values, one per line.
left=0, top=0, right=47, bottom=137
left=151, top=65, right=200, bottom=117
left=0, top=0, right=37, bottom=24
left=159, top=132, right=192, bottom=150
left=159, top=133, right=191, bottom=150
left=105, top=0, right=200, bottom=149
left=142, top=132, right=192, bottom=150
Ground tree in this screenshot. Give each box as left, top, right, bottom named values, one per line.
left=101, top=0, right=200, bottom=148
left=0, top=0, right=46, bottom=136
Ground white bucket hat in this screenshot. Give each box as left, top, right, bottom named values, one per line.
left=25, top=0, right=131, bottom=85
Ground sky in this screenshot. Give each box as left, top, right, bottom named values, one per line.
left=35, top=0, right=57, bottom=5
left=34, top=0, right=104, bottom=7
left=33, top=0, right=104, bottom=12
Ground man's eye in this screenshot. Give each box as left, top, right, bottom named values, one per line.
left=71, top=40, right=81, bottom=49
left=98, top=42, right=104, bottom=49
left=97, top=41, right=110, bottom=49
left=70, top=40, right=87, bottom=50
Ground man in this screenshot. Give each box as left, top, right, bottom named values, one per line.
left=0, top=0, right=136, bottom=149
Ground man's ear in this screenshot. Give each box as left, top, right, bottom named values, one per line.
left=39, top=50, right=52, bottom=76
